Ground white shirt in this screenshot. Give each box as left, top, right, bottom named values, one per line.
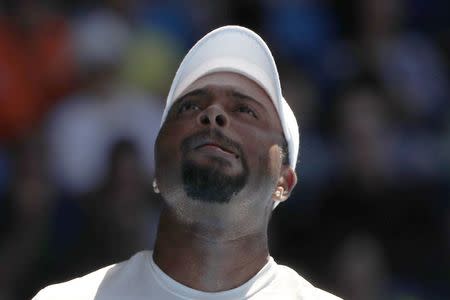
left=33, top=251, right=342, bottom=300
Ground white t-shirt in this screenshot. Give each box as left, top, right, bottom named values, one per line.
left=33, top=251, right=342, bottom=300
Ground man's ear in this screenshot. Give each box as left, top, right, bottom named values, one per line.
left=272, top=166, right=297, bottom=202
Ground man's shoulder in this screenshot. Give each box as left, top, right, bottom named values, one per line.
left=32, top=251, right=150, bottom=300
left=274, top=264, right=343, bottom=300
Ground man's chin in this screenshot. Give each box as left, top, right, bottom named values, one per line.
left=181, top=160, right=247, bottom=204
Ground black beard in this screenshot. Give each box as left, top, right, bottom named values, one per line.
left=181, top=129, right=248, bottom=203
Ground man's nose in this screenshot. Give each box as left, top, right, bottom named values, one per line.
left=197, top=105, right=228, bottom=127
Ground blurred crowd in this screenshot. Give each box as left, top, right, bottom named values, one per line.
left=0, top=0, right=448, bottom=299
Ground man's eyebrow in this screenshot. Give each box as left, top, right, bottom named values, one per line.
left=176, top=88, right=210, bottom=103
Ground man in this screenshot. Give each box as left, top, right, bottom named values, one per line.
left=34, top=26, right=342, bottom=299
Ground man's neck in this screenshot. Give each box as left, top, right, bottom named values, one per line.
left=152, top=206, right=270, bottom=292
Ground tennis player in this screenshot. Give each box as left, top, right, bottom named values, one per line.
left=33, top=25, right=342, bottom=300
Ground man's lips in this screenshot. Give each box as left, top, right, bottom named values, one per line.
left=195, top=143, right=236, bottom=156
left=194, top=141, right=239, bottom=158
left=181, top=129, right=242, bottom=160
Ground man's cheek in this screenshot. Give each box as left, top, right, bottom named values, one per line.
left=155, top=140, right=181, bottom=175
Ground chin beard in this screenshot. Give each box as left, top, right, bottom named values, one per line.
left=181, top=158, right=248, bottom=204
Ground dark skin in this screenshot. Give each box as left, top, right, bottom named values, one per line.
left=153, top=72, right=297, bottom=292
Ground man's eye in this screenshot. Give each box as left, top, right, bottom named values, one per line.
left=178, top=101, right=200, bottom=113
left=236, top=105, right=258, bottom=119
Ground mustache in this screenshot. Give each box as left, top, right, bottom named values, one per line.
left=180, top=128, right=243, bottom=159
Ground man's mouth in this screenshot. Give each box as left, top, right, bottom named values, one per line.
left=195, top=142, right=239, bottom=159
left=180, top=129, right=243, bottom=161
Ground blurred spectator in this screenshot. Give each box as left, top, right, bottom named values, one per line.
left=312, top=85, right=444, bottom=289
left=0, top=135, right=59, bottom=299
left=45, top=85, right=163, bottom=195
left=334, top=84, right=395, bottom=186
left=72, top=8, right=130, bottom=72
left=45, top=9, right=164, bottom=195
left=331, top=234, right=391, bottom=300
left=323, top=0, right=448, bottom=127
left=65, top=139, right=161, bottom=275
left=0, top=0, right=76, bottom=142
left=331, top=233, right=433, bottom=300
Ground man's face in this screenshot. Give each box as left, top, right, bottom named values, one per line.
left=155, top=72, right=286, bottom=221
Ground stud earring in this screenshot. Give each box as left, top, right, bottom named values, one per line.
left=273, top=188, right=281, bottom=199
left=153, top=179, right=160, bottom=194
left=274, top=187, right=284, bottom=199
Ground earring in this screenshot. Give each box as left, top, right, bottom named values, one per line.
left=153, top=179, right=160, bottom=194
left=274, top=187, right=283, bottom=199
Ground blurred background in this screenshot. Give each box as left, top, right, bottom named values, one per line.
left=0, top=0, right=448, bottom=299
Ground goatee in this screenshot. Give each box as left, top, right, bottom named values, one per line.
left=181, top=129, right=248, bottom=203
